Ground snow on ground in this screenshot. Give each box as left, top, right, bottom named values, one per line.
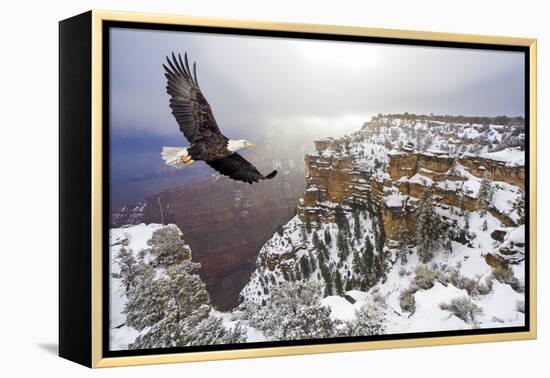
left=477, top=281, right=524, bottom=325
left=482, top=147, right=525, bottom=167
left=322, top=296, right=358, bottom=321
left=406, top=282, right=469, bottom=332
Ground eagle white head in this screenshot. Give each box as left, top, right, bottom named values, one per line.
left=227, top=139, right=254, bottom=152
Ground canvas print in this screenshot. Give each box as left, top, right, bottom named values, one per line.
left=108, top=26, right=527, bottom=352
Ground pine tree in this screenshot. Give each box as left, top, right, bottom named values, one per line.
left=374, top=210, right=386, bottom=256
left=305, top=217, right=312, bottom=234
left=315, top=235, right=329, bottom=262
left=309, top=252, right=318, bottom=271
left=312, top=231, right=321, bottom=249
left=112, top=246, right=140, bottom=292
left=337, top=230, right=350, bottom=260
left=251, top=281, right=338, bottom=340
left=354, top=238, right=377, bottom=290
left=319, top=264, right=333, bottom=296
left=415, top=188, right=443, bottom=263
left=122, top=225, right=245, bottom=349
left=352, top=250, right=361, bottom=275
left=459, top=191, right=466, bottom=215
left=324, top=229, right=332, bottom=245
left=477, top=172, right=494, bottom=217
left=124, top=261, right=208, bottom=335
left=282, top=270, right=290, bottom=281
left=335, top=270, right=344, bottom=295
left=396, top=223, right=409, bottom=265
left=146, top=224, right=191, bottom=267
left=299, top=255, right=312, bottom=279
left=334, top=205, right=350, bottom=232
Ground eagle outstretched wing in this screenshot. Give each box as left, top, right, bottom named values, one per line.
left=163, top=53, right=226, bottom=145
left=206, top=153, right=278, bottom=184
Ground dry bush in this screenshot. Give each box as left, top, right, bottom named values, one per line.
left=440, top=296, right=483, bottom=325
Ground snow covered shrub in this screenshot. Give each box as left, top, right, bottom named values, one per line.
left=399, top=286, right=417, bottom=313
left=491, top=265, right=522, bottom=292
left=231, top=300, right=260, bottom=321
left=440, top=296, right=483, bottom=325
left=446, top=269, right=484, bottom=296
left=413, top=264, right=445, bottom=290
left=146, top=224, right=191, bottom=267
left=130, top=305, right=246, bottom=349
left=253, top=281, right=339, bottom=340
left=342, top=298, right=387, bottom=336
left=399, top=265, right=448, bottom=314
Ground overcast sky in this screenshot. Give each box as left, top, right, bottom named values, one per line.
left=109, top=27, right=524, bottom=178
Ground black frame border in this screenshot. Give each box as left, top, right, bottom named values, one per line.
left=101, top=20, right=531, bottom=359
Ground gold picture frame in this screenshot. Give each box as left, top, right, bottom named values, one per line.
left=59, top=9, right=537, bottom=368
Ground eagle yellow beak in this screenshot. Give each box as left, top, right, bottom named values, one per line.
left=244, top=141, right=254, bottom=148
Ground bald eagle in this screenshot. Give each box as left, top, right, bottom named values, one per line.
left=161, top=53, right=277, bottom=184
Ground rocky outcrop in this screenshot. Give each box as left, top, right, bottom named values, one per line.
left=110, top=202, right=147, bottom=228
left=459, top=156, right=525, bottom=188
left=299, top=127, right=524, bottom=242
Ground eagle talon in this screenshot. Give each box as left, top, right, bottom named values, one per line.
left=180, top=155, right=194, bottom=164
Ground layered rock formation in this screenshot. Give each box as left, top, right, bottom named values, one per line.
left=241, top=115, right=526, bottom=306
left=300, top=121, right=525, bottom=240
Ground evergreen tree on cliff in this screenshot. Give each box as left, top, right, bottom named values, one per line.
left=112, top=246, right=140, bottom=292
left=415, top=188, right=443, bottom=263
left=477, top=172, right=494, bottom=217
left=396, top=222, right=410, bottom=265
left=121, top=225, right=245, bottom=349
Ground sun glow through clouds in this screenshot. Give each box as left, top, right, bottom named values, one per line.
left=298, top=40, right=382, bottom=71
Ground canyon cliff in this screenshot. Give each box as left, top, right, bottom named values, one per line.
left=241, top=116, right=526, bottom=310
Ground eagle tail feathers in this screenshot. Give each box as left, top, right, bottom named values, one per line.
left=264, top=170, right=278, bottom=179
left=161, top=146, right=191, bottom=168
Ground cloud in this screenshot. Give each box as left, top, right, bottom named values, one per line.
left=109, top=27, right=525, bottom=140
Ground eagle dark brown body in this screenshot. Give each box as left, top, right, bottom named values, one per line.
left=162, top=53, right=277, bottom=184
